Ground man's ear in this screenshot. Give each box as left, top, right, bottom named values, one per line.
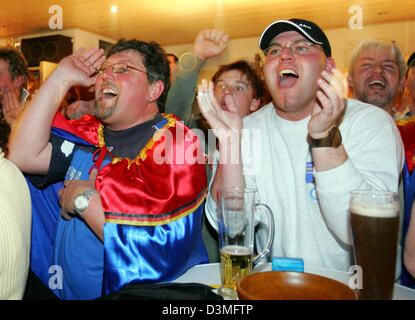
left=147, top=80, right=165, bottom=103
left=249, top=98, right=261, bottom=113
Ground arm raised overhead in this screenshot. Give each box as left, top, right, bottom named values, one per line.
left=7, top=48, right=105, bottom=174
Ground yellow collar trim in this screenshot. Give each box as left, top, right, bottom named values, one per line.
left=97, top=113, right=176, bottom=168
left=396, top=115, right=415, bottom=126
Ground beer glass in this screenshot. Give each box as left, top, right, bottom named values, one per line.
left=350, top=190, right=400, bottom=300
left=217, top=187, right=275, bottom=299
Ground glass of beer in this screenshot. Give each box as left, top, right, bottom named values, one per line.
left=349, top=190, right=400, bottom=300
left=217, top=187, right=275, bottom=299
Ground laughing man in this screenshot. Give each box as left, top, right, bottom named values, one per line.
left=198, top=19, right=404, bottom=271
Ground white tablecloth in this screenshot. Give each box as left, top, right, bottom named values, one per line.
left=174, top=262, right=415, bottom=300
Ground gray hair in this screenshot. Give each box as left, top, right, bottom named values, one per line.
left=348, top=39, right=406, bottom=81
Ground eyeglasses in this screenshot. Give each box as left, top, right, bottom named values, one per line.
left=264, top=40, right=316, bottom=57
left=98, top=63, right=146, bottom=75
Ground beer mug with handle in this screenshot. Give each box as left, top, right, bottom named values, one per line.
left=217, top=187, right=275, bottom=299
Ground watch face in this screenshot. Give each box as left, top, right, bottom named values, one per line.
left=74, top=194, right=88, bottom=211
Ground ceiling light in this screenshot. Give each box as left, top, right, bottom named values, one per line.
left=110, top=6, right=118, bottom=13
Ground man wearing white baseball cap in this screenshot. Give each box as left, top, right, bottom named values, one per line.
left=198, top=18, right=403, bottom=271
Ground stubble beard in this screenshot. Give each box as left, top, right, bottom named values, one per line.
left=95, top=98, right=117, bottom=121
left=359, top=88, right=394, bottom=110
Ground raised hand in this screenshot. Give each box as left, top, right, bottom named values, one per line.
left=192, top=29, right=229, bottom=60
left=56, top=47, right=106, bottom=88
left=197, top=79, right=242, bottom=143
left=308, top=68, right=347, bottom=139
left=2, top=85, right=22, bottom=127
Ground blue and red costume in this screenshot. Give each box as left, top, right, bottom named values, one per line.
left=27, top=112, right=208, bottom=299
left=396, top=116, right=415, bottom=289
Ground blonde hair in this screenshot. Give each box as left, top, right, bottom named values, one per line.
left=348, top=39, right=406, bottom=81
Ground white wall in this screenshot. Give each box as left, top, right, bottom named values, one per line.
left=2, top=19, right=414, bottom=80
left=164, top=36, right=261, bottom=81
left=326, top=20, right=415, bottom=73
left=164, top=19, right=415, bottom=81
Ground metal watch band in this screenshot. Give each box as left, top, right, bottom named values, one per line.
left=308, top=126, right=342, bottom=148
left=73, top=188, right=99, bottom=218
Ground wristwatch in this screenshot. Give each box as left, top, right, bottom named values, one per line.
left=308, top=126, right=342, bottom=148
left=73, top=188, right=99, bottom=218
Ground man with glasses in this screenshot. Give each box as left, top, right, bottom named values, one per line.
left=8, top=39, right=208, bottom=299
left=58, top=30, right=228, bottom=124
left=198, top=19, right=403, bottom=271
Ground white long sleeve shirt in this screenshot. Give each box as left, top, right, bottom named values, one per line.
left=206, top=99, right=404, bottom=271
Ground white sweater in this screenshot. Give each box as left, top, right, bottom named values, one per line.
left=0, top=150, right=31, bottom=299
left=206, top=99, right=404, bottom=271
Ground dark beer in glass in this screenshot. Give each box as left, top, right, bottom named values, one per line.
left=350, top=190, right=399, bottom=300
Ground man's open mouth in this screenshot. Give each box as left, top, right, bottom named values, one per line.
left=368, top=79, right=386, bottom=89
left=278, top=69, right=299, bottom=88
left=100, top=87, right=119, bottom=100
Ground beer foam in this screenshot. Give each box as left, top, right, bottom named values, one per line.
left=221, top=245, right=252, bottom=256
left=350, top=201, right=399, bottom=218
